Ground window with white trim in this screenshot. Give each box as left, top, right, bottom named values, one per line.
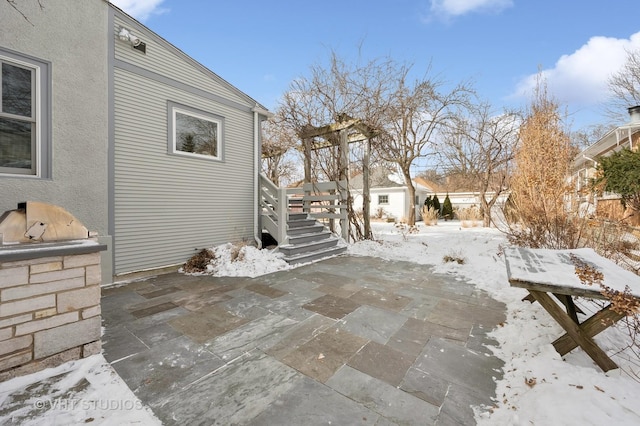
left=0, top=51, right=49, bottom=177
left=378, top=194, right=389, bottom=205
left=168, top=102, right=223, bottom=161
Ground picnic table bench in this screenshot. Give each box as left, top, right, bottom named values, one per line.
left=504, top=247, right=640, bottom=372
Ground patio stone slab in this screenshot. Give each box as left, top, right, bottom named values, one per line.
left=129, top=322, right=184, bottom=348
left=326, top=365, right=440, bottom=425
left=438, top=381, right=494, bottom=425
left=153, top=351, right=303, bottom=426
left=280, top=327, right=367, bottom=383
left=167, top=305, right=249, bottom=343
left=315, top=283, right=360, bottom=298
left=172, top=290, right=233, bottom=312
left=248, top=375, right=380, bottom=425
left=101, top=324, right=149, bottom=363
left=136, top=285, right=182, bottom=299
left=386, top=320, right=433, bottom=357
left=129, top=301, right=178, bottom=319
left=110, top=335, right=225, bottom=404
left=262, top=314, right=336, bottom=360
left=338, top=305, right=407, bottom=345
left=349, top=288, right=412, bottom=312
left=412, top=337, right=504, bottom=399
left=399, top=367, right=451, bottom=406
left=246, top=283, right=288, bottom=299
left=205, top=313, right=298, bottom=361
left=347, top=341, right=415, bottom=387
left=302, top=294, right=361, bottom=320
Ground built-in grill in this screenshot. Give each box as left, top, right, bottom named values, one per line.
left=0, top=201, right=90, bottom=244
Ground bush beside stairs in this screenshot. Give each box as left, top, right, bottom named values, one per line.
left=277, top=213, right=347, bottom=264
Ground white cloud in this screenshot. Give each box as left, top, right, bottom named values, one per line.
left=109, top=0, right=168, bottom=22
left=430, top=0, right=513, bottom=17
left=512, top=31, right=640, bottom=106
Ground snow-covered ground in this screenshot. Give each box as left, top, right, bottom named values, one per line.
left=2, top=220, right=639, bottom=424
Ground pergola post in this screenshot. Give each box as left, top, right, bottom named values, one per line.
left=338, top=129, right=350, bottom=241
left=303, top=138, right=312, bottom=213
left=363, top=138, right=371, bottom=239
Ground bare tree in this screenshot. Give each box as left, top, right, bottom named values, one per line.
left=261, top=116, right=300, bottom=186
left=277, top=52, right=398, bottom=240
left=377, top=66, right=473, bottom=225
left=571, top=123, right=612, bottom=152
left=438, top=102, right=520, bottom=226
left=606, top=48, right=640, bottom=122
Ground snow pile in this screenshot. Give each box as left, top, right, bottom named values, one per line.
left=0, top=354, right=160, bottom=425
left=182, top=243, right=291, bottom=278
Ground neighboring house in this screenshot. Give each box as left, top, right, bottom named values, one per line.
left=0, top=1, right=269, bottom=282
left=351, top=170, right=433, bottom=221
left=572, top=106, right=640, bottom=225
left=351, top=169, right=507, bottom=223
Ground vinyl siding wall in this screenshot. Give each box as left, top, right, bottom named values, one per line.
left=111, top=13, right=256, bottom=275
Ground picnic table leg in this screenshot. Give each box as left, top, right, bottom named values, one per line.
left=554, top=294, right=579, bottom=324
left=553, top=305, right=625, bottom=356
left=521, top=293, right=585, bottom=318
left=528, top=290, right=618, bottom=372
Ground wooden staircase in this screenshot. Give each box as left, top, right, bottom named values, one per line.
left=259, top=175, right=348, bottom=265
left=278, top=213, right=347, bottom=264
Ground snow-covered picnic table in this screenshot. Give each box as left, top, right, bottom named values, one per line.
left=504, top=247, right=640, bottom=372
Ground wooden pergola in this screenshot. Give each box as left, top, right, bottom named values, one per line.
left=298, top=114, right=378, bottom=239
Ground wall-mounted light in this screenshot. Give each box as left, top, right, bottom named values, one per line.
left=118, top=27, right=141, bottom=46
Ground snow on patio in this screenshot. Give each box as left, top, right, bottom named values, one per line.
left=1, top=220, right=639, bottom=424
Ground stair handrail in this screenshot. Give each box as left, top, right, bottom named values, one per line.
left=259, top=174, right=288, bottom=246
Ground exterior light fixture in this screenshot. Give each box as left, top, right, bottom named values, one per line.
left=118, top=27, right=141, bottom=47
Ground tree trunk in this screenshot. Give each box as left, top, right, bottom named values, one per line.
left=401, top=167, right=416, bottom=225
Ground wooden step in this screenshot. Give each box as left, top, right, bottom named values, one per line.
left=279, top=236, right=340, bottom=257
left=288, top=230, right=332, bottom=245
left=287, top=223, right=324, bottom=235
left=283, top=244, right=347, bottom=265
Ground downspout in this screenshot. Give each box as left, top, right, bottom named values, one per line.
left=252, top=104, right=272, bottom=248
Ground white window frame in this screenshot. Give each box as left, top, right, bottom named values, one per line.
left=378, top=194, right=389, bottom=205
left=0, top=51, right=49, bottom=177
left=168, top=102, right=224, bottom=162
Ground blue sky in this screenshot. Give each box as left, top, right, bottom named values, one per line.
left=111, top=0, right=640, bottom=130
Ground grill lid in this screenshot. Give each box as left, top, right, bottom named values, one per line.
left=0, top=201, right=89, bottom=244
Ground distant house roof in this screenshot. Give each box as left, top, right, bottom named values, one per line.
left=349, top=169, right=441, bottom=192
left=573, top=107, right=640, bottom=171
left=413, top=177, right=442, bottom=192
left=350, top=168, right=404, bottom=189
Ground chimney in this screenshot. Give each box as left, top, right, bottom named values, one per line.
left=628, top=105, right=640, bottom=123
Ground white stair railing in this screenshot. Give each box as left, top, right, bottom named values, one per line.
left=259, top=174, right=288, bottom=245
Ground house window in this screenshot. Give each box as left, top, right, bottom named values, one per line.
left=378, top=195, right=389, bottom=205
left=168, top=102, right=223, bottom=161
left=0, top=51, right=50, bottom=177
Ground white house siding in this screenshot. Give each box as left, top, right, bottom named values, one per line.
left=111, top=11, right=258, bottom=275
left=0, top=1, right=111, bottom=281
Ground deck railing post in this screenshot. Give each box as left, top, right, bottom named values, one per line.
left=277, top=186, right=288, bottom=245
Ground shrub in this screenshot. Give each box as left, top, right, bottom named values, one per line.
left=432, top=194, right=441, bottom=213
left=442, top=194, right=453, bottom=220
left=183, top=248, right=214, bottom=273
left=443, top=250, right=466, bottom=264
left=458, top=205, right=482, bottom=227
left=421, top=205, right=438, bottom=225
